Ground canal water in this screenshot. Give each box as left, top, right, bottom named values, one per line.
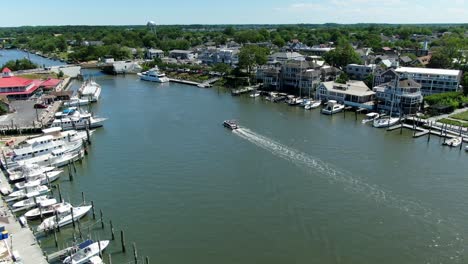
left=0, top=49, right=65, bottom=68
left=4, top=50, right=468, bottom=263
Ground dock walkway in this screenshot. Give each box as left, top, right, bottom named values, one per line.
left=0, top=170, right=48, bottom=264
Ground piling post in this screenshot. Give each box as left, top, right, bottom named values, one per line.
left=121, top=230, right=126, bottom=253
left=55, top=210, right=60, bottom=232
left=71, top=207, right=75, bottom=228
left=78, top=220, right=82, bottom=239
left=354, top=110, right=357, bottom=121
left=91, top=201, right=95, bottom=219
left=440, top=123, right=444, bottom=136
left=428, top=122, right=431, bottom=142
left=133, top=242, right=138, bottom=264
left=72, top=161, right=77, bottom=173
left=108, top=254, right=112, bottom=264
left=145, top=256, right=150, bottom=264
left=81, top=192, right=85, bottom=205
left=98, top=239, right=102, bottom=258
left=86, top=120, right=91, bottom=144
left=54, top=230, right=58, bottom=248
left=46, top=171, right=51, bottom=189
left=110, top=220, right=115, bottom=240
left=100, top=209, right=104, bottom=229
left=39, top=204, right=43, bottom=220
left=57, top=184, right=63, bottom=203
left=443, top=124, right=447, bottom=144
left=68, top=162, right=73, bottom=181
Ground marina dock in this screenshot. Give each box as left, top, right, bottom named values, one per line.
left=231, top=86, right=254, bottom=96
left=169, top=77, right=219, bottom=88
left=0, top=170, right=48, bottom=264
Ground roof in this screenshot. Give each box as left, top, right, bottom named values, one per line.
left=170, top=50, right=193, bottom=54
left=400, top=56, right=413, bottom=63
left=2, top=68, right=11, bottom=73
left=320, top=81, right=375, bottom=97
left=0, top=76, right=33, bottom=88
left=40, top=78, right=62, bottom=88
left=398, top=79, right=421, bottom=88
left=270, top=52, right=304, bottom=60
left=396, top=67, right=461, bottom=76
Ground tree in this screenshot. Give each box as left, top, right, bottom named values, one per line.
left=462, top=72, right=468, bottom=95
left=1, top=59, right=38, bottom=71
left=238, top=45, right=269, bottom=74
left=57, top=70, right=64, bottom=78
left=364, top=74, right=374, bottom=88
left=428, top=50, right=452, bottom=69
left=323, top=41, right=362, bottom=68
left=211, top=63, right=232, bottom=75
left=272, top=35, right=286, bottom=47
left=336, top=72, right=349, bottom=84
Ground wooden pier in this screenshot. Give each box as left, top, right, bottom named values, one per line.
left=168, top=77, right=219, bottom=88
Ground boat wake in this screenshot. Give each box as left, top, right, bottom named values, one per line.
left=234, top=127, right=465, bottom=262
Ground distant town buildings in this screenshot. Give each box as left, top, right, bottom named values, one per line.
left=345, top=64, right=377, bottom=80
left=394, top=67, right=462, bottom=96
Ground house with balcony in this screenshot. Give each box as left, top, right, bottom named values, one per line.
left=146, top=49, right=164, bottom=60
left=373, top=78, right=423, bottom=115
left=345, top=64, right=376, bottom=80
left=395, top=67, right=461, bottom=95
left=169, top=50, right=197, bottom=61
left=316, top=81, right=375, bottom=109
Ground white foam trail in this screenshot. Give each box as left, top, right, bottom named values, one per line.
left=234, top=127, right=466, bottom=262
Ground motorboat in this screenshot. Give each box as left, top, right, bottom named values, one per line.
left=63, top=240, right=110, bottom=264
left=138, top=67, right=169, bottom=83
left=25, top=201, right=71, bottom=220
left=12, top=196, right=55, bottom=210
left=223, top=120, right=238, bottom=130
left=14, top=170, right=62, bottom=189
left=443, top=137, right=463, bottom=147
left=8, top=164, right=56, bottom=182
left=64, top=97, right=91, bottom=107
left=321, top=100, right=345, bottom=115
left=309, top=101, right=322, bottom=109
left=7, top=128, right=88, bottom=163
left=7, top=185, right=50, bottom=199
left=373, top=117, right=400, bottom=128
left=78, top=80, right=101, bottom=102
left=362, top=112, right=380, bottom=124
left=50, top=111, right=106, bottom=131
left=87, top=256, right=104, bottom=264
left=15, top=144, right=85, bottom=169
left=249, top=92, right=260, bottom=98
left=37, top=205, right=92, bottom=232
left=288, top=97, right=301, bottom=106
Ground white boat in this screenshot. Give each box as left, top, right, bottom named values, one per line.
left=25, top=201, right=71, bottom=220
left=465, top=145, right=468, bottom=152
left=138, top=67, right=169, bottom=83
left=373, top=117, right=400, bottom=128
left=79, top=80, right=101, bottom=102
left=223, top=120, right=238, bottom=130
left=64, top=97, right=91, bottom=107
left=321, top=100, right=345, bottom=115
left=88, top=256, right=104, bottom=264
left=63, top=240, right=109, bottom=264
left=50, top=111, right=106, bottom=131
left=15, top=145, right=85, bottom=169
left=309, top=101, right=322, bottom=109
left=8, top=164, right=56, bottom=182
left=14, top=170, right=62, bottom=189
left=249, top=92, right=260, bottom=98
left=12, top=195, right=54, bottom=209
left=7, top=128, right=88, bottom=163
left=37, top=205, right=92, bottom=232
left=7, top=185, right=50, bottom=199
left=304, top=104, right=312, bottom=110
left=443, top=137, right=462, bottom=147
left=362, top=112, right=380, bottom=124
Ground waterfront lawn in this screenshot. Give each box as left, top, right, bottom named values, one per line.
left=450, top=110, right=468, bottom=122
left=439, top=118, right=468, bottom=128
left=18, top=72, right=61, bottom=80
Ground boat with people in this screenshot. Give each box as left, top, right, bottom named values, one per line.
left=373, top=116, right=400, bottom=128
left=63, top=239, right=110, bottom=264
left=25, top=201, right=71, bottom=220
left=321, top=100, right=345, bottom=115
left=37, top=205, right=92, bottom=232
left=12, top=196, right=55, bottom=210
left=138, top=67, right=169, bottom=83
left=14, top=170, right=62, bottom=189
left=362, top=113, right=380, bottom=124
left=223, top=120, right=238, bottom=130
left=78, top=79, right=101, bottom=102
left=443, top=137, right=462, bottom=147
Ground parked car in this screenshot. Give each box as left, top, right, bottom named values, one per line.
left=34, top=103, right=48, bottom=109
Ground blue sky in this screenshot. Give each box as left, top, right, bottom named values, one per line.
left=2, top=0, right=467, bottom=26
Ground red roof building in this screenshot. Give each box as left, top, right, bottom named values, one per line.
left=0, top=68, right=61, bottom=99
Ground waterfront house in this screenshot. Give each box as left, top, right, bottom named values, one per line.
left=345, top=64, right=376, bottom=80
left=373, top=78, right=423, bottom=115
left=0, top=68, right=42, bottom=99
left=316, top=81, right=376, bottom=110
left=146, top=49, right=164, bottom=60
left=169, top=50, right=197, bottom=61
left=395, top=67, right=462, bottom=95
left=268, top=52, right=304, bottom=64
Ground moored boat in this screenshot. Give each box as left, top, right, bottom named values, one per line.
left=63, top=240, right=110, bottom=264
left=138, top=67, right=169, bottom=83
left=25, top=201, right=71, bottom=220
left=443, top=137, right=462, bottom=147
left=321, top=100, right=345, bottom=115
left=11, top=195, right=55, bottom=209
left=37, top=205, right=92, bottom=232
left=7, top=185, right=50, bottom=199
left=362, top=112, right=380, bottom=124
left=373, top=117, right=400, bottom=128
left=14, top=170, right=62, bottom=189
left=79, top=80, right=101, bottom=102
